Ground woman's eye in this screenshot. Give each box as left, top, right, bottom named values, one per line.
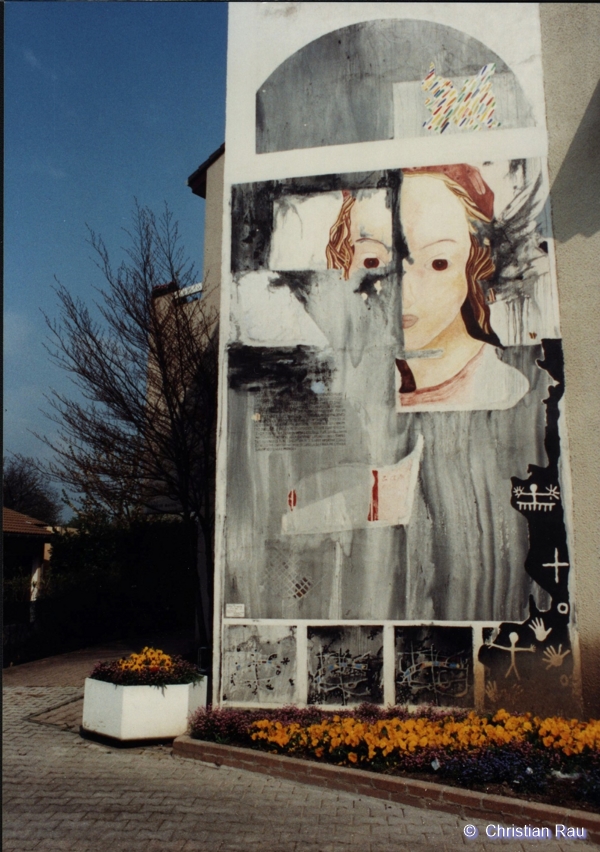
left=363, top=257, right=380, bottom=269
left=432, top=258, right=448, bottom=271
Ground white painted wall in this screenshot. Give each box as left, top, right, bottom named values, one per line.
left=225, top=2, right=547, bottom=185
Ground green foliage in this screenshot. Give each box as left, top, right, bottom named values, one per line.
left=4, top=511, right=198, bottom=663
left=3, top=573, right=35, bottom=605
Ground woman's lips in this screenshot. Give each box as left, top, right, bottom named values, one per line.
left=402, top=314, right=418, bottom=329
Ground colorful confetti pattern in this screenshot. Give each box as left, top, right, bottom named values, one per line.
left=422, top=63, right=501, bottom=133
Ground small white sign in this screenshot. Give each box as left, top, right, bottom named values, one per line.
left=225, top=603, right=245, bottom=618
left=178, top=281, right=203, bottom=298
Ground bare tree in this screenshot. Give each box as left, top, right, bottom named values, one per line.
left=41, top=203, right=219, bottom=650
left=3, top=454, right=62, bottom=525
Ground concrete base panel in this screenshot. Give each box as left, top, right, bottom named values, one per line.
left=82, top=677, right=207, bottom=740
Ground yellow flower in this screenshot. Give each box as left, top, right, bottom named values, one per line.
left=248, top=711, right=600, bottom=766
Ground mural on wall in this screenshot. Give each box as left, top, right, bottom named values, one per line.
left=219, top=9, right=575, bottom=711
left=226, top=158, right=557, bottom=625
left=308, top=626, right=383, bottom=706
left=256, top=19, right=534, bottom=153
left=395, top=626, right=473, bottom=707
left=221, top=625, right=297, bottom=704
left=479, top=340, right=574, bottom=714
left=421, top=63, right=501, bottom=134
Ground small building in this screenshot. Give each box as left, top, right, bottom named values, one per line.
left=3, top=507, right=54, bottom=618
left=187, top=142, right=225, bottom=318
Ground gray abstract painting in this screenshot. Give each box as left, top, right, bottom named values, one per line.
left=257, top=19, right=534, bottom=153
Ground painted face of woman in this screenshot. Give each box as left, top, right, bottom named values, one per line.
left=400, top=175, right=472, bottom=351
left=348, top=193, right=392, bottom=275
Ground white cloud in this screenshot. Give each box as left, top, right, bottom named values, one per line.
left=48, top=165, right=67, bottom=180
left=29, top=158, right=67, bottom=181
left=23, top=47, right=58, bottom=81
left=23, top=48, right=41, bottom=70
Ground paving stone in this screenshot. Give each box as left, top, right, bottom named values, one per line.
left=4, top=659, right=600, bottom=852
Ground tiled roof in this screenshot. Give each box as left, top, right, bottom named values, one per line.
left=3, top=507, right=53, bottom=536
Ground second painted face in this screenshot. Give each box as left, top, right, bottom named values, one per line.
left=348, top=192, right=392, bottom=275
left=400, top=174, right=472, bottom=350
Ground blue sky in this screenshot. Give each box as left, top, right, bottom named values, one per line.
left=4, top=1, right=228, bottom=471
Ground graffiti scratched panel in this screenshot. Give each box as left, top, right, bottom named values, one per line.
left=308, top=626, right=383, bottom=706
left=395, top=626, right=473, bottom=707
left=222, top=625, right=296, bottom=704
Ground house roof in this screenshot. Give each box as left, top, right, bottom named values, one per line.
left=3, top=507, right=54, bottom=537
left=151, top=280, right=179, bottom=300
left=187, top=143, right=225, bottom=199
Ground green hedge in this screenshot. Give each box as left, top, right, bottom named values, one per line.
left=3, top=516, right=197, bottom=665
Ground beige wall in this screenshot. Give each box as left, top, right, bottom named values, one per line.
left=541, top=4, right=600, bottom=714
left=202, top=152, right=225, bottom=317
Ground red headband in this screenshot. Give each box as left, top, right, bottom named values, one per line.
left=402, top=164, right=494, bottom=221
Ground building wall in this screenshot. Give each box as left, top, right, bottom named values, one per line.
left=202, top=153, right=225, bottom=317
left=540, top=4, right=600, bottom=714
left=213, top=2, right=594, bottom=714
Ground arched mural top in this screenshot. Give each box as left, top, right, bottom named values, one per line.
left=256, top=18, right=535, bottom=154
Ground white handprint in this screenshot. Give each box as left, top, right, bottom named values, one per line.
left=529, top=618, right=552, bottom=642
left=543, top=644, right=571, bottom=670
left=485, top=680, right=498, bottom=702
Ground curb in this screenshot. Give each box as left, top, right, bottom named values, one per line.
left=173, top=737, right=600, bottom=843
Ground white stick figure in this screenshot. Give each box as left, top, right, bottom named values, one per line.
left=486, top=631, right=536, bottom=680
left=513, top=483, right=560, bottom=512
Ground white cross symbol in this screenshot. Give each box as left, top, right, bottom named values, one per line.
left=542, top=548, right=569, bottom=583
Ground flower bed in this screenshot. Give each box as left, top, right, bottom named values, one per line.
left=89, top=646, right=202, bottom=687
left=189, top=705, right=600, bottom=810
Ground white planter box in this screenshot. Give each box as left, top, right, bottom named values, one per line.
left=82, top=677, right=207, bottom=741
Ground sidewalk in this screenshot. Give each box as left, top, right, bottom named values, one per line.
left=3, top=641, right=598, bottom=851
left=3, top=630, right=194, bottom=687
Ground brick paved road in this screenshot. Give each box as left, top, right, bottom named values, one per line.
left=4, top=683, right=598, bottom=850
left=3, top=631, right=193, bottom=688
